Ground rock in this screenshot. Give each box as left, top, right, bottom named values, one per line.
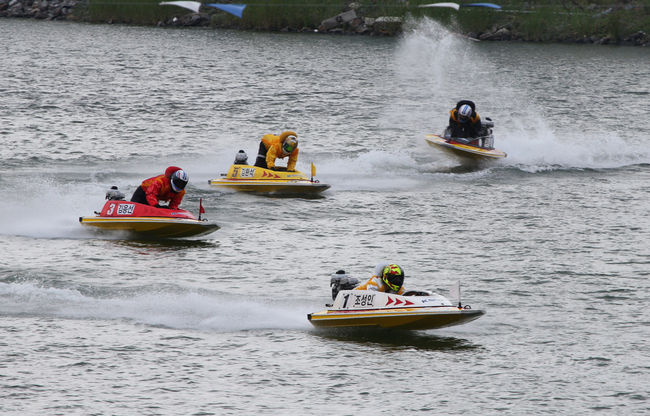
left=624, top=31, right=647, bottom=46
left=372, top=16, right=402, bottom=36
left=319, top=9, right=357, bottom=32
left=374, top=16, right=402, bottom=23
left=597, top=36, right=613, bottom=45
left=479, top=27, right=511, bottom=41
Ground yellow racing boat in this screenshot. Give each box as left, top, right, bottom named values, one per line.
left=208, top=163, right=330, bottom=195
left=425, top=134, right=507, bottom=162
left=426, top=118, right=506, bottom=164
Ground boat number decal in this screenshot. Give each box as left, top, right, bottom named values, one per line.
left=354, top=294, right=375, bottom=307
left=117, top=203, right=135, bottom=215
left=342, top=293, right=375, bottom=309
left=240, top=167, right=255, bottom=177
left=106, top=203, right=116, bottom=215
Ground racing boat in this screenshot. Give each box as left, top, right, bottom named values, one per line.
left=308, top=273, right=484, bottom=330
left=425, top=117, right=507, bottom=163
left=208, top=162, right=330, bottom=195
left=79, top=187, right=219, bottom=238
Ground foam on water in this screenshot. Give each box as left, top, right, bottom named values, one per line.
left=387, top=17, right=650, bottom=172
left=0, top=281, right=310, bottom=331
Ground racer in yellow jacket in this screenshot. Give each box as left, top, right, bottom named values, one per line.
left=254, top=131, right=299, bottom=171
left=354, top=263, right=406, bottom=295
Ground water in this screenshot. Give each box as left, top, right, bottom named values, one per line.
left=1, top=17, right=649, bottom=415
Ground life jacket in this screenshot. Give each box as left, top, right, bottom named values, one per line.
left=354, top=274, right=405, bottom=295
left=141, top=174, right=185, bottom=209
left=450, top=108, right=480, bottom=125
left=261, top=131, right=299, bottom=170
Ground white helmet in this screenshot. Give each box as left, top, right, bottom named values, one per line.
left=234, top=150, right=248, bottom=164
left=458, top=104, right=473, bottom=122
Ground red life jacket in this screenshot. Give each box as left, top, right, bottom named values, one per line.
left=141, top=174, right=185, bottom=209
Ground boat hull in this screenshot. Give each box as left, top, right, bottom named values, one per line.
left=209, top=164, right=330, bottom=195
left=425, top=135, right=506, bottom=162
left=308, top=307, right=484, bottom=330
left=79, top=216, right=219, bottom=238
left=308, top=290, right=484, bottom=331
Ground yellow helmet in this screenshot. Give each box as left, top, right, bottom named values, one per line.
left=381, top=264, right=404, bottom=293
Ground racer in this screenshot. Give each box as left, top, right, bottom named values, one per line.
left=253, top=130, right=299, bottom=171
left=354, top=263, right=406, bottom=295
left=445, top=100, right=483, bottom=144
left=130, top=167, right=188, bottom=209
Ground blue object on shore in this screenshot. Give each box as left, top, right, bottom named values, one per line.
left=206, top=3, right=247, bottom=18
left=462, top=3, right=502, bottom=9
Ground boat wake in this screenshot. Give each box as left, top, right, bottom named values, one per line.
left=365, top=16, right=650, bottom=174
left=0, top=281, right=311, bottom=332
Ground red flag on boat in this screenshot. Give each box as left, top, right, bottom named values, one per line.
left=199, top=198, right=205, bottom=220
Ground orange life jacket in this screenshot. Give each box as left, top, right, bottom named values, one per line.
left=354, top=275, right=405, bottom=295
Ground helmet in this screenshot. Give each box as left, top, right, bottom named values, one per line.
left=282, top=136, right=298, bottom=154
left=170, top=170, right=188, bottom=192
left=234, top=150, right=248, bottom=164
left=381, top=264, right=404, bottom=293
left=458, top=104, right=472, bottom=122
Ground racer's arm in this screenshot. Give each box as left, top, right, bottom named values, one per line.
left=169, top=190, right=185, bottom=209
left=470, top=115, right=483, bottom=137
left=354, top=276, right=381, bottom=292
left=287, top=148, right=299, bottom=171
left=266, top=144, right=279, bottom=169
left=145, top=178, right=163, bottom=206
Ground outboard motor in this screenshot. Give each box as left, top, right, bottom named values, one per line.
left=234, top=150, right=248, bottom=165
left=330, top=270, right=360, bottom=300
left=480, top=117, right=495, bottom=149
left=105, top=186, right=125, bottom=201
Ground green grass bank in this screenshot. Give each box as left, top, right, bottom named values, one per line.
left=11, top=0, right=650, bottom=45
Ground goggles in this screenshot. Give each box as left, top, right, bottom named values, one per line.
left=283, top=142, right=296, bottom=153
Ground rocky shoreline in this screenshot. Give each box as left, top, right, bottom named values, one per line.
left=0, top=0, right=77, bottom=20
left=1, top=0, right=647, bottom=46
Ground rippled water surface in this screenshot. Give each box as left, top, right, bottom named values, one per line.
left=1, top=18, right=649, bottom=415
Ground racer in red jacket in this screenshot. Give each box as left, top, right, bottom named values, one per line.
left=130, top=167, right=188, bottom=209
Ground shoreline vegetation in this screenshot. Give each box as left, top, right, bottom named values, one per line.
left=1, top=0, right=648, bottom=46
